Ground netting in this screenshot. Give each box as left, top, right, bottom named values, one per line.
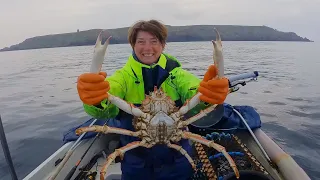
left=189, top=132, right=270, bottom=180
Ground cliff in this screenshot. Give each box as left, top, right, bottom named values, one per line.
left=0, top=25, right=312, bottom=52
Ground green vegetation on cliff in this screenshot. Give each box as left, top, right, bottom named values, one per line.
left=0, top=25, right=312, bottom=52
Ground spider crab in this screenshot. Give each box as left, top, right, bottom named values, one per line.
left=76, top=29, right=240, bottom=179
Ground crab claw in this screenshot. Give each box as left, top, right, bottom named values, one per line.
left=90, top=30, right=112, bottom=73
left=212, top=28, right=224, bottom=78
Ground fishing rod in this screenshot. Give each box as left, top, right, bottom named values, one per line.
left=73, top=152, right=103, bottom=180
left=215, top=71, right=272, bottom=163
left=48, top=118, right=98, bottom=180
left=0, top=115, right=18, bottom=180
left=64, top=119, right=110, bottom=180
left=228, top=72, right=272, bottom=162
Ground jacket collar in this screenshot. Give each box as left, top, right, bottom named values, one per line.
left=131, top=51, right=167, bottom=68
left=125, top=52, right=167, bottom=80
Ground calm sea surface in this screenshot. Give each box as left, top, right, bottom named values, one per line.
left=0, top=41, right=319, bottom=180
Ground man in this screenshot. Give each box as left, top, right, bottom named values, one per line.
left=77, top=19, right=229, bottom=180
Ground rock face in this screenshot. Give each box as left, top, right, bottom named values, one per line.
left=0, top=25, right=312, bottom=52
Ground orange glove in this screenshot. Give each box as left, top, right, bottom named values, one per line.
left=77, top=72, right=110, bottom=105
left=198, top=65, right=229, bottom=104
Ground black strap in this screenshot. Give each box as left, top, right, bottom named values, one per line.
left=131, top=67, right=140, bottom=84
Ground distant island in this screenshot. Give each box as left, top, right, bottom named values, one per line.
left=0, top=25, right=312, bottom=52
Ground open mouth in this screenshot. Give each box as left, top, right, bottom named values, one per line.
left=142, top=53, right=154, bottom=57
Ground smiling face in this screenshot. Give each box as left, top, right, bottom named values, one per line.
left=133, top=31, right=165, bottom=65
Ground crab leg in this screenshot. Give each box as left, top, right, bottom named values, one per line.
left=167, top=143, right=196, bottom=171
left=212, top=28, right=224, bottom=78
left=75, top=125, right=141, bottom=137
left=90, top=30, right=112, bottom=74
left=182, top=132, right=240, bottom=179
left=177, top=104, right=218, bottom=128
left=177, top=28, right=224, bottom=116
left=178, top=91, right=232, bottom=128
left=107, top=95, right=149, bottom=118
left=89, top=30, right=148, bottom=118
left=100, top=140, right=147, bottom=180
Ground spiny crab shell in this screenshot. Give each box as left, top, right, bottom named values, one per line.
left=133, top=86, right=181, bottom=145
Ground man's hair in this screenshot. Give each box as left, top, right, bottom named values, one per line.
left=128, top=19, right=168, bottom=48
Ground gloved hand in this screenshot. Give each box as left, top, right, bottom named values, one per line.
left=77, top=72, right=110, bottom=105
left=198, top=65, right=229, bottom=104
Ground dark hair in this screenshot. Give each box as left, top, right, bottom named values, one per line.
left=128, top=19, right=168, bottom=48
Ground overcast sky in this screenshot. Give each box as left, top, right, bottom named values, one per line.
left=1, top=0, right=319, bottom=48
